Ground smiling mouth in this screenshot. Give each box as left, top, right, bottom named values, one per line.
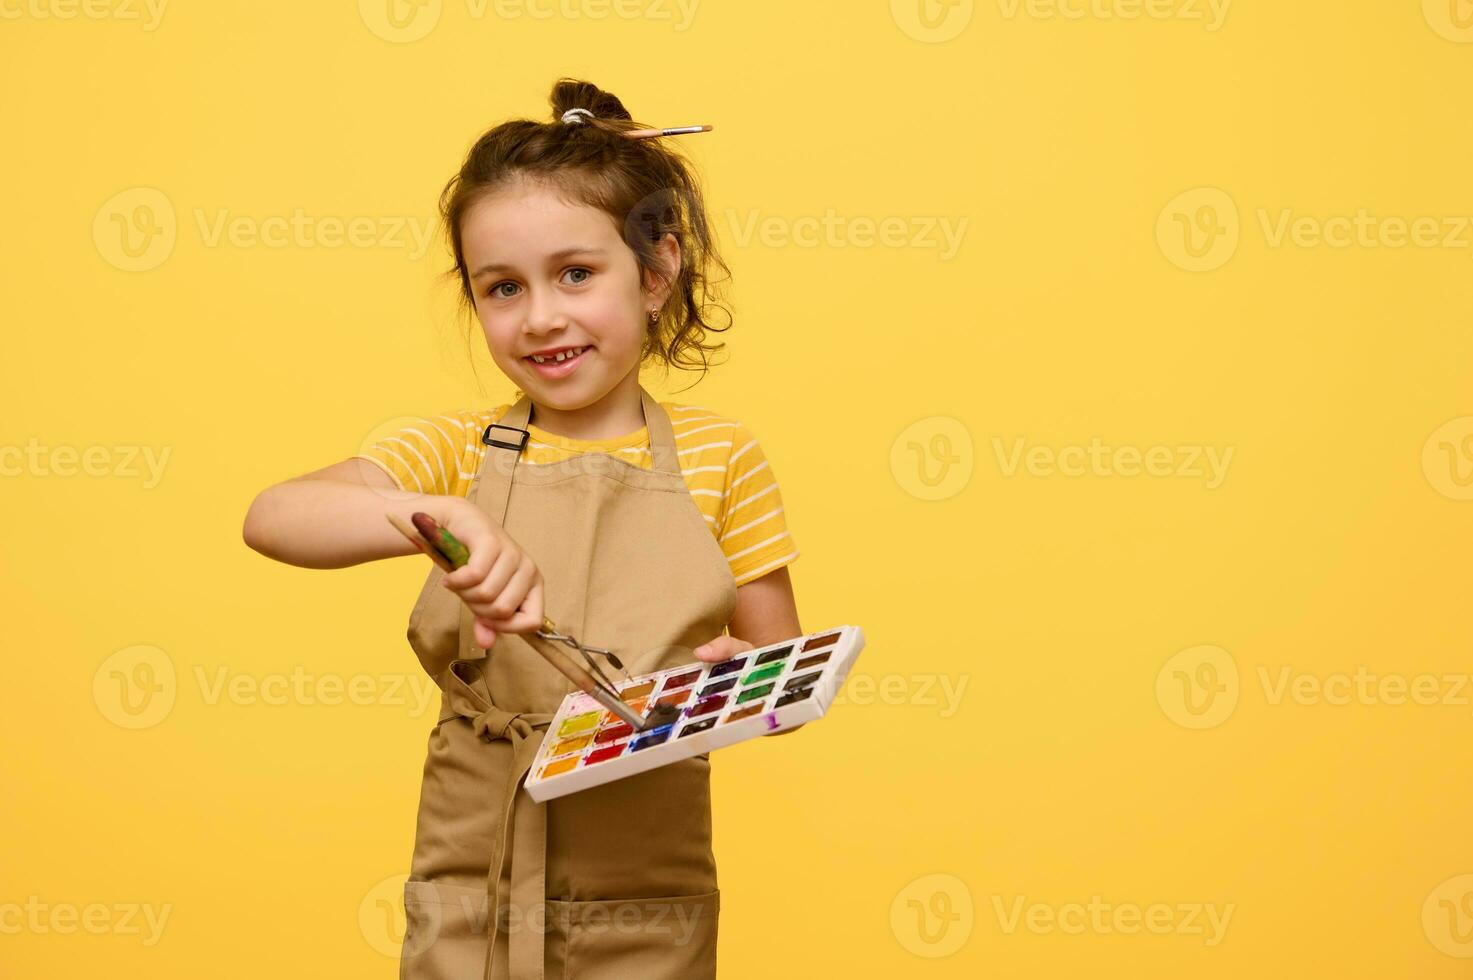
left=523, top=345, right=592, bottom=379
left=525, top=345, right=591, bottom=364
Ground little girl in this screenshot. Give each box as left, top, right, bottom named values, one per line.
left=243, top=78, right=802, bottom=979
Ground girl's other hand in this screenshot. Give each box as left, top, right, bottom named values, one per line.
left=694, top=634, right=804, bottom=736
left=692, top=636, right=754, bottom=663
left=436, top=500, right=545, bottom=648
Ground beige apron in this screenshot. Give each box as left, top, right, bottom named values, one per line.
left=399, top=385, right=739, bottom=979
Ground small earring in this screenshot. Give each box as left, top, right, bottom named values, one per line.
left=648, top=307, right=660, bottom=322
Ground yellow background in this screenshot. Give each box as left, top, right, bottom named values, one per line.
left=4, top=0, right=1473, bottom=975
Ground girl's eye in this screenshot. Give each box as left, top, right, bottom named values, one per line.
left=486, top=268, right=590, bottom=298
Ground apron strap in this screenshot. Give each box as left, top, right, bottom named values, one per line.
left=638, top=387, right=682, bottom=478
left=477, top=395, right=532, bottom=529
left=476, top=386, right=683, bottom=499
left=442, top=662, right=552, bottom=980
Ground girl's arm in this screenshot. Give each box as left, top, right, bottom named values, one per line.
left=693, top=565, right=800, bottom=656
left=242, top=458, right=469, bottom=569
left=692, top=565, right=801, bottom=658
left=726, top=566, right=801, bottom=649
left=244, top=458, right=545, bottom=639
left=695, top=566, right=805, bottom=735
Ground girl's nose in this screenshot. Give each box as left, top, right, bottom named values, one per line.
left=523, top=287, right=567, bottom=334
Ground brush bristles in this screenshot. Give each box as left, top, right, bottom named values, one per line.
left=641, top=703, right=682, bottom=731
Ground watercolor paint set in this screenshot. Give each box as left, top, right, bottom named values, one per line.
left=524, top=625, right=866, bottom=802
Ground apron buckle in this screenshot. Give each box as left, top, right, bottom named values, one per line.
left=481, top=422, right=529, bottom=451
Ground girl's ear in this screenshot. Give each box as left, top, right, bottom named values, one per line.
left=643, top=233, right=682, bottom=306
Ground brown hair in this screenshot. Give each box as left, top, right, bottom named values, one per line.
left=438, top=78, right=732, bottom=387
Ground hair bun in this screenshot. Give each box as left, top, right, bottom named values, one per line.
left=549, top=77, right=633, bottom=123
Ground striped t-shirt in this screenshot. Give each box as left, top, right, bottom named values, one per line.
left=353, top=402, right=799, bottom=588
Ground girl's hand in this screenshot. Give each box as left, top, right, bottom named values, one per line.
left=692, top=635, right=754, bottom=663
left=436, top=500, right=545, bottom=648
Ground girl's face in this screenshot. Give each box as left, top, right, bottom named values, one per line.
left=462, top=180, right=674, bottom=421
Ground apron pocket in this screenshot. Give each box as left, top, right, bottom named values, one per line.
left=400, top=878, right=489, bottom=980
left=548, top=888, right=719, bottom=980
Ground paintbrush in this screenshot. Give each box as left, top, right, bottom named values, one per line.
left=386, top=512, right=680, bottom=732
left=398, top=512, right=627, bottom=676
left=622, top=124, right=712, bottom=140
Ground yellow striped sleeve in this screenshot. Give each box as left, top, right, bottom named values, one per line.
left=666, top=402, right=736, bottom=528
left=715, top=418, right=800, bottom=587
left=351, top=410, right=495, bottom=498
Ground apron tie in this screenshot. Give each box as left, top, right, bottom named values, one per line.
left=472, top=708, right=533, bottom=743
left=443, top=660, right=553, bottom=980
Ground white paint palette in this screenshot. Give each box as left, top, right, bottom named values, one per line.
left=524, top=625, right=866, bottom=802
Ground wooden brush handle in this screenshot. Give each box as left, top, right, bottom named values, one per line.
left=524, top=632, right=644, bottom=728
left=523, top=632, right=597, bottom=692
